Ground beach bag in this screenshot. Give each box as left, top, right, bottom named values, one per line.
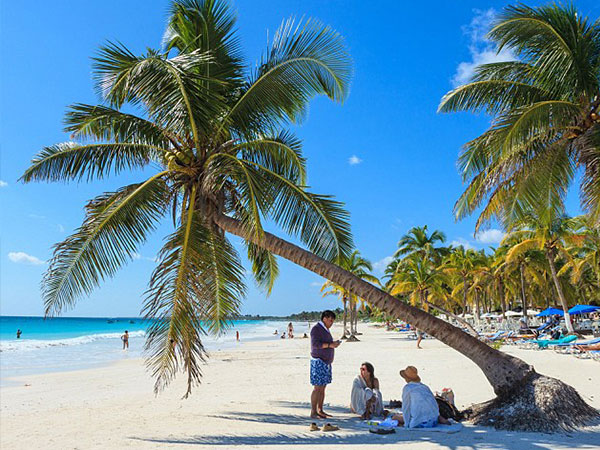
left=435, top=396, right=462, bottom=421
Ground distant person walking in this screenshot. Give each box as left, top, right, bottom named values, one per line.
left=287, top=322, right=294, bottom=339
left=16, top=329, right=22, bottom=339
left=310, top=310, right=341, bottom=419
left=121, top=330, right=129, bottom=350
left=236, top=330, right=240, bottom=342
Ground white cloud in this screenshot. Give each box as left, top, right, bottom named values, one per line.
left=450, top=238, right=475, bottom=250
left=452, top=9, right=515, bottom=87
left=57, top=224, right=65, bottom=233
left=373, top=255, right=394, bottom=274
left=310, top=281, right=324, bottom=287
left=0, top=180, right=7, bottom=187
left=475, top=228, right=505, bottom=244
left=348, top=155, right=362, bottom=165
left=8, top=251, right=45, bottom=265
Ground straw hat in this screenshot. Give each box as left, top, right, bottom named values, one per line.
left=399, top=365, right=421, bottom=383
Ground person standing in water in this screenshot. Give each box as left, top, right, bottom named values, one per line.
left=121, top=330, right=129, bottom=350
left=16, top=329, right=22, bottom=339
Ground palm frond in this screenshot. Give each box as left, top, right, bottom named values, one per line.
left=20, top=142, right=158, bottom=183
left=221, top=17, right=352, bottom=135
left=247, top=241, right=279, bottom=295
left=42, top=173, right=169, bottom=316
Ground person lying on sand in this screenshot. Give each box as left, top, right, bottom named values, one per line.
left=350, top=362, right=384, bottom=419
left=391, top=366, right=450, bottom=428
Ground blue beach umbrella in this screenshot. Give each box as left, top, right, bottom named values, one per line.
left=567, top=305, right=600, bottom=315
left=536, top=307, right=564, bottom=317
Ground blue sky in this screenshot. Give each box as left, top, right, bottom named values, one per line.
left=2, top=0, right=598, bottom=317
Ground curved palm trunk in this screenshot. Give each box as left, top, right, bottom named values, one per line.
left=545, top=250, right=575, bottom=334
left=499, top=279, right=507, bottom=320
left=214, top=214, right=597, bottom=430
left=214, top=213, right=530, bottom=395
left=519, top=264, right=528, bottom=323
left=462, top=274, right=469, bottom=317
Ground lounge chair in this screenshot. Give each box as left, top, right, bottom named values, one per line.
left=534, top=335, right=577, bottom=349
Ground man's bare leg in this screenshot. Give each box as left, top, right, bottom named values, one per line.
left=310, top=386, right=323, bottom=419
left=317, top=387, right=332, bottom=417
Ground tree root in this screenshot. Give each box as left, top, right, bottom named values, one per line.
left=465, top=373, right=599, bottom=432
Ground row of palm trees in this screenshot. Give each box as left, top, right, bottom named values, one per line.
left=385, top=213, right=599, bottom=334
left=322, top=209, right=599, bottom=338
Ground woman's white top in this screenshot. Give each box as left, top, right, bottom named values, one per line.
left=350, top=375, right=383, bottom=416
left=401, top=382, right=440, bottom=428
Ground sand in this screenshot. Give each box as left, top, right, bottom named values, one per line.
left=1, top=324, right=599, bottom=449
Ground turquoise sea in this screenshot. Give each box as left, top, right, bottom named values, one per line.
left=0, top=316, right=307, bottom=384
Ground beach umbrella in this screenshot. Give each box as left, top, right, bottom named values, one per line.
left=536, top=307, right=563, bottom=317
left=567, top=305, right=600, bottom=315
left=505, top=311, right=522, bottom=317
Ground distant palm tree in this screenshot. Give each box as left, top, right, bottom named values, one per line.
left=322, top=250, right=379, bottom=340
left=505, top=209, right=583, bottom=333
left=394, top=225, right=448, bottom=264
left=439, top=4, right=600, bottom=227
left=443, top=246, right=479, bottom=317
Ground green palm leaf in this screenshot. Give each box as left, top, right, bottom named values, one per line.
left=43, top=172, right=170, bottom=315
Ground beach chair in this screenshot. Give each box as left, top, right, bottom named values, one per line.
left=590, top=351, right=600, bottom=362
left=534, top=335, right=577, bottom=349
left=553, top=337, right=600, bottom=355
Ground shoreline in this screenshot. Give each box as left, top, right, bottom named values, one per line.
left=1, top=323, right=598, bottom=449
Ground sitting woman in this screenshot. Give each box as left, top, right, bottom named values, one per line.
left=350, top=362, right=384, bottom=419
left=391, top=366, right=450, bottom=428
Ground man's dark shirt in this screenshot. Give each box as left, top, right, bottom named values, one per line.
left=310, top=322, right=334, bottom=364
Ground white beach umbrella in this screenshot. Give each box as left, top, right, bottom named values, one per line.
left=527, top=310, right=540, bottom=316
left=505, top=311, right=522, bottom=317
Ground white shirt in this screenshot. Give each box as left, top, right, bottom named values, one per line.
left=401, top=382, right=439, bottom=428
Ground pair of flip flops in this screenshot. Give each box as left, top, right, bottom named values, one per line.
left=310, top=422, right=340, bottom=432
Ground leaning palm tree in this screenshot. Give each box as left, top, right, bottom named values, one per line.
left=21, top=0, right=596, bottom=431
left=439, top=4, right=600, bottom=227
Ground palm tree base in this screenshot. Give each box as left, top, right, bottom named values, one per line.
left=465, top=373, right=599, bottom=432
left=346, top=335, right=360, bottom=342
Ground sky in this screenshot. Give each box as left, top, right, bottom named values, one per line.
left=1, top=0, right=598, bottom=317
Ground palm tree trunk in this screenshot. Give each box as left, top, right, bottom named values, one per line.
left=545, top=250, right=575, bottom=333
left=214, top=213, right=532, bottom=394
left=499, top=280, right=506, bottom=320
left=519, top=264, right=528, bottom=323
left=462, top=274, right=468, bottom=317
left=474, top=291, right=481, bottom=323
left=213, top=214, right=598, bottom=430
left=342, top=296, right=349, bottom=338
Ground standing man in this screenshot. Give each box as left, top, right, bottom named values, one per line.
left=310, top=310, right=341, bottom=419
left=121, top=330, right=129, bottom=350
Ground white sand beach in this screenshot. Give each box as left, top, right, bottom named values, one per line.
left=1, top=324, right=599, bottom=449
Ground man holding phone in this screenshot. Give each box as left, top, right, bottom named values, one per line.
left=310, top=310, right=341, bottom=419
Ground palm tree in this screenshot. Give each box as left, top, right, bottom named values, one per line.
left=439, top=4, right=600, bottom=227
left=21, top=0, right=596, bottom=430
left=500, top=236, right=547, bottom=321
left=504, top=209, right=582, bottom=333
left=443, top=246, right=479, bottom=317
left=394, top=225, right=448, bottom=264
left=321, top=250, right=379, bottom=340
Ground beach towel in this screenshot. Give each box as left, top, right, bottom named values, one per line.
left=405, top=422, right=463, bottom=434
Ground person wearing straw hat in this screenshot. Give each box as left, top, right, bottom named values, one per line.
left=391, top=366, right=450, bottom=428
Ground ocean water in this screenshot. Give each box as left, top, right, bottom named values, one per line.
left=0, top=316, right=309, bottom=385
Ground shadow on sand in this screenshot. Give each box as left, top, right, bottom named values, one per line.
left=129, top=400, right=600, bottom=449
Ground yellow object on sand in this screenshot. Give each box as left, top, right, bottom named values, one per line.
left=322, top=423, right=340, bottom=432
left=309, top=423, right=320, bottom=431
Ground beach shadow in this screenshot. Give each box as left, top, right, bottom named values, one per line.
left=129, top=406, right=600, bottom=449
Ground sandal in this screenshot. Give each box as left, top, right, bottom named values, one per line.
left=322, top=423, right=340, bottom=432
left=309, top=422, right=320, bottom=431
